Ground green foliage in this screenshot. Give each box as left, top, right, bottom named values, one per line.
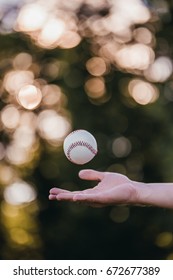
left=0, top=0, right=173, bottom=260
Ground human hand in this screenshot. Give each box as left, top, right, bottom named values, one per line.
left=49, top=169, right=139, bottom=207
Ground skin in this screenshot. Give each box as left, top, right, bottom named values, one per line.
left=49, top=169, right=173, bottom=209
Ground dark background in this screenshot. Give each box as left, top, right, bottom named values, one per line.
left=0, top=0, right=173, bottom=260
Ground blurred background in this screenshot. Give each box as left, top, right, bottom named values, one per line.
left=0, top=0, right=173, bottom=260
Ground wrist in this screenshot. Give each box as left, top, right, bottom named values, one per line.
left=131, top=181, right=152, bottom=207
left=128, top=180, right=173, bottom=209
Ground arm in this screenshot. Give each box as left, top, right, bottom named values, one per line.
left=135, top=181, right=173, bottom=209
left=49, top=169, right=173, bottom=209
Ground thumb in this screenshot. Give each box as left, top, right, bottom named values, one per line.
left=79, top=169, right=104, bottom=181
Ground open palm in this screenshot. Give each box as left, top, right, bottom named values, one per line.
left=49, top=169, right=138, bottom=207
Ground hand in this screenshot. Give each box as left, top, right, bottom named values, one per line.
left=49, top=169, right=138, bottom=207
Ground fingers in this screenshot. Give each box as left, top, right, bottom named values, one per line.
left=49, top=187, right=101, bottom=203
left=49, top=169, right=105, bottom=202
left=73, top=193, right=99, bottom=202
left=53, top=192, right=106, bottom=208
left=49, top=188, right=91, bottom=200
left=49, top=188, right=70, bottom=200
left=79, top=169, right=104, bottom=181
left=49, top=194, right=57, bottom=200
left=56, top=192, right=101, bottom=203
left=53, top=188, right=96, bottom=200
left=49, top=188, right=70, bottom=194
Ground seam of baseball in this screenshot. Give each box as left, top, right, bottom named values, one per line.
left=67, top=140, right=97, bottom=162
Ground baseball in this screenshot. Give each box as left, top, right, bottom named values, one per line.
left=63, top=129, right=98, bottom=165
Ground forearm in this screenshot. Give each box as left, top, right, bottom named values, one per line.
left=135, top=182, right=173, bottom=209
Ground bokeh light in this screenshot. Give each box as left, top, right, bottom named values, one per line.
left=17, top=85, right=42, bottom=110
left=38, top=18, right=66, bottom=49
left=144, top=56, right=173, bottom=83
left=133, top=27, right=153, bottom=45
left=13, top=126, right=36, bottom=149
left=42, top=84, right=62, bottom=106
left=110, top=206, right=130, bottom=223
left=3, top=70, right=34, bottom=95
left=1, top=105, right=20, bottom=130
left=37, top=110, right=71, bottom=145
left=112, top=136, right=132, bottom=158
left=16, top=3, right=48, bottom=32
left=128, top=79, right=159, bottom=105
left=6, top=142, right=36, bottom=166
left=0, top=165, right=15, bottom=185
left=4, top=181, right=37, bottom=206
left=155, top=232, right=173, bottom=248
left=13, top=52, right=32, bottom=70
left=85, top=77, right=105, bottom=99
left=115, top=44, right=154, bottom=71
left=86, top=57, right=107, bottom=76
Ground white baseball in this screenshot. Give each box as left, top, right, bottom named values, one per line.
left=63, top=129, right=98, bottom=165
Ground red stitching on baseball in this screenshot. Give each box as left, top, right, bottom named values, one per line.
left=67, top=140, right=97, bottom=162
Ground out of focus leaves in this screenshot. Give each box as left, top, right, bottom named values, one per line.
left=0, top=0, right=173, bottom=260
